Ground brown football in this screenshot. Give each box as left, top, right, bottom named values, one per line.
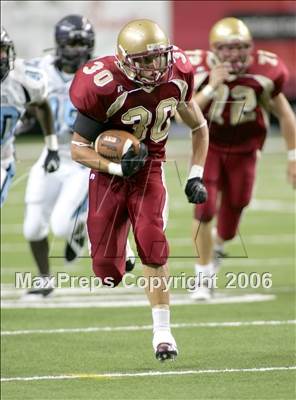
left=94, top=130, right=140, bottom=163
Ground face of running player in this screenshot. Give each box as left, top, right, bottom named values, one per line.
left=0, top=45, right=10, bottom=80
left=131, top=52, right=170, bottom=85
left=213, top=41, right=253, bottom=74
left=58, top=37, right=93, bottom=74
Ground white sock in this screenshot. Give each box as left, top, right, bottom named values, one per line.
left=214, top=243, right=224, bottom=253
left=152, top=307, right=170, bottom=334
left=195, top=262, right=213, bottom=277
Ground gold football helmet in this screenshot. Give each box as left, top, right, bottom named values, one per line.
left=117, top=19, right=173, bottom=85
left=209, top=18, right=253, bottom=74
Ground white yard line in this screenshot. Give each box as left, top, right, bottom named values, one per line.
left=9, top=172, right=29, bottom=189
left=1, top=259, right=294, bottom=276
left=168, top=258, right=294, bottom=268
left=1, top=366, right=296, bottom=382
left=2, top=319, right=295, bottom=337
left=0, top=285, right=143, bottom=294
left=172, top=235, right=294, bottom=246
left=0, top=293, right=276, bottom=309
left=169, top=199, right=294, bottom=213
left=249, top=199, right=295, bottom=213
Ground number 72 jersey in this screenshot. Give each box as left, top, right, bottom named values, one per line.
left=187, top=49, right=289, bottom=153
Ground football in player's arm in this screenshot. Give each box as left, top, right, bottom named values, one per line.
left=70, top=19, right=209, bottom=361
left=184, top=18, right=296, bottom=300
left=1, top=27, right=60, bottom=207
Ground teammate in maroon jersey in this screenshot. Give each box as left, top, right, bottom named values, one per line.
left=69, top=19, right=209, bottom=360
left=185, top=18, right=296, bottom=300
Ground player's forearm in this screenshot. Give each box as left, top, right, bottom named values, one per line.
left=279, top=114, right=296, bottom=152
left=177, top=98, right=206, bottom=130
left=193, top=90, right=213, bottom=111
left=270, top=93, right=296, bottom=152
left=34, top=100, right=54, bottom=137
left=71, top=143, right=110, bottom=172
left=177, top=98, right=209, bottom=167
left=191, top=125, right=209, bottom=167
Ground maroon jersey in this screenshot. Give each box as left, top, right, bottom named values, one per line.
left=70, top=48, right=193, bottom=160
left=187, top=49, right=289, bottom=153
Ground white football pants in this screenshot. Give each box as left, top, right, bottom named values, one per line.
left=23, top=148, right=89, bottom=241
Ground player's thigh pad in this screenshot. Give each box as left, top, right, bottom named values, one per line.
left=128, top=161, right=169, bottom=266
left=50, top=165, right=89, bottom=238
left=225, top=151, right=257, bottom=208
left=24, top=149, right=63, bottom=240
left=23, top=203, right=49, bottom=240
left=25, top=148, right=60, bottom=204
left=87, top=171, right=130, bottom=286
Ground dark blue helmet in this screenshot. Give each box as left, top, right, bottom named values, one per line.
left=0, top=26, right=16, bottom=81
left=55, top=14, right=95, bottom=72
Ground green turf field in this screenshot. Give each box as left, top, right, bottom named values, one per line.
left=1, top=134, right=295, bottom=399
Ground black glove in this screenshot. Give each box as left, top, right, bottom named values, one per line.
left=43, top=150, right=60, bottom=173
left=121, top=143, right=148, bottom=177
left=185, top=177, right=207, bottom=204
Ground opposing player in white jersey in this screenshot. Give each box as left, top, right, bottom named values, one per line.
left=23, top=15, right=136, bottom=297
left=22, top=15, right=95, bottom=296
left=1, top=27, right=59, bottom=207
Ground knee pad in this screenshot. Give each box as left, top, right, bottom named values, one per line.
left=50, top=214, right=70, bottom=238
left=50, top=204, right=76, bottom=238
left=194, top=186, right=216, bottom=222
left=51, top=205, right=87, bottom=239
left=195, top=205, right=215, bottom=223
left=135, top=224, right=169, bottom=266
left=217, top=205, right=243, bottom=241
left=92, top=258, right=125, bottom=287
left=23, top=203, right=49, bottom=241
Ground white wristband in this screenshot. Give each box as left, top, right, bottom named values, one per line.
left=188, top=164, right=204, bottom=180
left=192, top=120, right=207, bottom=133
left=287, top=149, right=296, bottom=161
left=45, top=134, right=58, bottom=151
left=201, top=84, right=215, bottom=99
left=108, top=162, right=123, bottom=176
left=71, top=140, right=92, bottom=148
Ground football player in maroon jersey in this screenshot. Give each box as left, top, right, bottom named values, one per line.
left=186, top=18, right=296, bottom=300
left=69, top=19, right=209, bottom=361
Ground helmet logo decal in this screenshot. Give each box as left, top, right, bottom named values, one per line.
left=146, top=43, right=167, bottom=51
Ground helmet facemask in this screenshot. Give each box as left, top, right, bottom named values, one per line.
left=117, top=19, right=173, bottom=87
left=0, top=29, right=15, bottom=81
left=213, top=40, right=253, bottom=74
left=55, top=15, right=95, bottom=74
left=209, top=18, right=253, bottom=75
left=119, top=45, right=174, bottom=86
left=56, top=34, right=94, bottom=73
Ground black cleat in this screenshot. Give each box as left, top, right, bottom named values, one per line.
left=65, top=237, right=85, bottom=262
left=213, top=248, right=227, bottom=272
left=155, top=343, right=178, bottom=362
left=65, top=223, right=85, bottom=263
left=24, top=287, right=54, bottom=298
left=125, top=257, right=135, bottom=272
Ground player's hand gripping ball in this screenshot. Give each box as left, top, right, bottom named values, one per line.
left=95, top=130, right=148, bottom=177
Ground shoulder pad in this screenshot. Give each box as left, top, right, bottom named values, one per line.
left=80, top=56, right=118, bottom=96
left=172, top=47, right=193, bottom=74
left=185, top=49, right=218, bottom=70
left=13, top=58, right=47, bottom=103
left=70, top=56, right=120, bottom=122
